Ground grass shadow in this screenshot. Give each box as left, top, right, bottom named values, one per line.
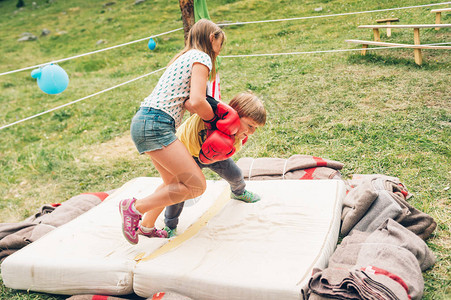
left=346, top=53, right=442, bottom=71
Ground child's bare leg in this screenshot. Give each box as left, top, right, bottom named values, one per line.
left=141, top=207, right=164, bottom=228
left=140, top=181, right=165, bottom=228
left=136, top=139, right=206, bottom=227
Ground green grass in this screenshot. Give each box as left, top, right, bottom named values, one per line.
left=0, top=0, right=450, bottom=299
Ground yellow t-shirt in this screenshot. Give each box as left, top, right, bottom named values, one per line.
left=176, top=114, right=242, bottom=158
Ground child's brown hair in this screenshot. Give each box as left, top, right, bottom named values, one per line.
left=229, top=92, right=266, bottom=126
left=170, top=19, right=225, bottom=79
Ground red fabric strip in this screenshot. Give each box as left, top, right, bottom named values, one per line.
left=361, top=266, right=411, bottom=299
left=346, top=185, right=355, bottom=195
left=82, top=192, right=109, bottom=201
left=212, top=79, right=216, bottom=99
left=92, top=296, right=109, bottom=300
left=300, top=168, right=316, bottom=180
left=400, top=190, right=408, bottom=198
left=313, top=156, right=328, bottom=167
left=152, top=292, right=166, bottom=300
left=217, top=80, right=221, bottom=100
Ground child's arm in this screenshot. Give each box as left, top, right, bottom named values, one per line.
left=184, top=63, right=215, bottom=121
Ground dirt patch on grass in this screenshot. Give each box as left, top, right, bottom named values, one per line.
left=83, top=134, right=137, bottom=162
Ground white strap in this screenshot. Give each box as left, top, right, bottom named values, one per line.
left=282, top=159, right=289, bottom=180
left=0, top=67, right=166, bottom=130
left=248, top=158, right=255, bottom=180
left=0, top=28, right=182, bottom=76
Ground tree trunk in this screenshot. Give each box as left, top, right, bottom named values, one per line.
left=179, top=0, right=195, bottom=44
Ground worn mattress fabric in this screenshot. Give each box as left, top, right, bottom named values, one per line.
left=0, top=193, right=107, bottom=262
left=1, top=178, right=344, bottom=299
left=1, top=178, right=229, bottom=295
left=133, top=180, right=345, bottom=300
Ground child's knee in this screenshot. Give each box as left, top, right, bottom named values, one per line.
left=189, top=177, right=206, bottom=198
left=179, top=171, right=206, bottom=198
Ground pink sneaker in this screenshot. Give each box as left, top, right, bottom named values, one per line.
left=137, top=225, right=168, bottom=238
left=119, top=198, right=142, bottom=244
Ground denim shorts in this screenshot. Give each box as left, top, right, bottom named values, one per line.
left=130, top=107, right=177, bottom=154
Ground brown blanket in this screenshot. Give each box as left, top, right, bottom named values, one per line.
left=304, top=219, right=436, bottom=300
left=67, top=291, right=192, bottom=300
left=236, top=155, right=344, bottom=180
left=0, top=192, right=110, bottom=262
left=342, top=175, right=436, bottom=240
left=66, top=296, right=127, bottom=300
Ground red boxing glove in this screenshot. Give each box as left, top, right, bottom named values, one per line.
left=199, top=130, right=236, bottom=164
left=203, top=96, right=240, bottom=135
left=215, top=102, right=240, bottom=135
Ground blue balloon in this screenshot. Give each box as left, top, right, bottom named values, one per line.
left=31, top=64, right=69, bottom=94
left=148, top=38, right=156, bottom=50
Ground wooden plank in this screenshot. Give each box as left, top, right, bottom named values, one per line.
left=345, top=40, right=451, bottom=49
left=358, top=24, right=451, bottom=28
left=376, top=18, right=399, bottom=23
left=345, top=39, right=407, bottom=46
left=431, top=8, right=451, bottom=13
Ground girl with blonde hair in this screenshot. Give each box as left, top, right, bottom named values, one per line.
left=120, top=19, right=225, bottom=244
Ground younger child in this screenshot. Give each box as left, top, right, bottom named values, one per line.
left=139, top=92, right=267, bottom=237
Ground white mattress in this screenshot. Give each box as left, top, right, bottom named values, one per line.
left=1, top=178, right=344, bottom=299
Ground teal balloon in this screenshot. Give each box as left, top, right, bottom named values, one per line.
left=31, top=64, right=69, bottom=94
left=148, top=38, right=156, bottom=50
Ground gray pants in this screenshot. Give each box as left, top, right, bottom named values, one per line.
left=164, top=157, right=245, bottom=229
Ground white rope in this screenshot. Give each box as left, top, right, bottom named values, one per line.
left=218, top=2, right=451, bottom=26
left=0, top=67, right=166, bottom=130
left=2, top=41, right=450, bottom=131
left=2, top=40, right=450, bottom=131
left=2, top=2, right=449, bottom=76
left=222, top=42, right=451, bottom=58
left=0, top=28, right=182, bottom=76
left=282, top=159, right=289, bottom=180
left=248, top=158, right=255, bottom=180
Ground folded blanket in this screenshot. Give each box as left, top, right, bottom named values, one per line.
left=304, top=219, right=436, bottom=300
left=307, top=267, right=408, bottom=300
left=67, top=291, right=192, bottom=300
left=0, top=192, right=110, bottom=262
left=37, top=193, right=108, bottom=227
left=236, top=155, right=344, bottom=180
left=342, top=175, right=436, bottom=240
left=351, top=188, right=403, bottom=233
left=0, top=224, right=55, bottom=262
left=66, top=295, right=127, bottom=300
